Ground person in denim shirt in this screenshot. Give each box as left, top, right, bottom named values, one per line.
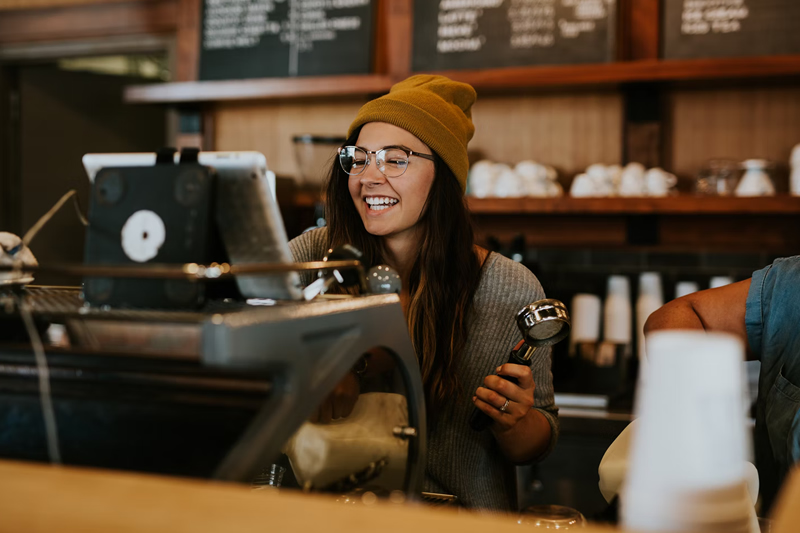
left=645, top=256, right=800, bottom=514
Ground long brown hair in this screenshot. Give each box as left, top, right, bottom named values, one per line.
left=325, top=127, right=484, bottom=415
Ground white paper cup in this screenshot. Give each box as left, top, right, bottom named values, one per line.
left=603, top=275, right=632, bottom=344
left=570, top=294, right=602, bottom=343
left=636, top=273, right=663, bottom=361
left=675, top=281, right=699, bottom=299
left=622, top=330, right=754, bottom=532
left=710, top=276, right=734, bottom=289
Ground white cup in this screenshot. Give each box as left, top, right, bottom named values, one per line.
left=622, top=330, right=754, bottom=533
left=645, top=168, right=678, bottom=197
left=604, top=275, right=632, bottom=345
left=468, top=160, right=497, bottom=198
left=636, top=273, right=663, bottom=361
left=571, top=294, right=602, bottom=343
left=675, top=281, right=699, bottom=299
left=791, top=167, right=800, bottom=197
left=570, top=174, right=597, bottom=197
left=493, top=166, right=523, bottom=198
left=619, top=163, right=646, bottom=197
left=710, top=276, right=734, bottom=289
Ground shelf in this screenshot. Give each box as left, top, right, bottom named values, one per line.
left=466, top=195, right=800, bottom=215
left=437, top=55, right=800, bottom=91
left=125, top=55, right=800, bottom=104
left=124, top=74, right=394, bottom=104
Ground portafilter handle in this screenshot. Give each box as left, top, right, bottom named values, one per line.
left=469, top=298, right=570, bottom=431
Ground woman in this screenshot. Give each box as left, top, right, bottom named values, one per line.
left=288, top=75, right=558, bottom=511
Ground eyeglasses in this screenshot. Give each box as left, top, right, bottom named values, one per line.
left=338, top=145, right=435, bottom=178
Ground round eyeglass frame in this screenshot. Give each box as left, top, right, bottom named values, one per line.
left=338, top=145, right=435, bottom=178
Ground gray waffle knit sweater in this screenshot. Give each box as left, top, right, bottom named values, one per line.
left=288, top=227, right=559, bottom=511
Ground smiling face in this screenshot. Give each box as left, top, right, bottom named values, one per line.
left=348, top=122, right=436, bottom=241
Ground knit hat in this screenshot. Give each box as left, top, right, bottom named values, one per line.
left=348, top=74, right=476, bottom=193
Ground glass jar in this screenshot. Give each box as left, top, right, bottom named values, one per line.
left=695, top=159, right=742, bottom=196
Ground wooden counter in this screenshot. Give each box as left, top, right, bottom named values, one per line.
left=1, top=458, right=798, bottom=533
left=0, top=459, right=614, bottom=533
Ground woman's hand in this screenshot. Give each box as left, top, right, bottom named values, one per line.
left=310, top=371, right=360, bottom=424
left=472, top=363, right=535, bottom=433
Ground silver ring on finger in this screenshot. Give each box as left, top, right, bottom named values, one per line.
left=499, top=398, right=510, bottom=413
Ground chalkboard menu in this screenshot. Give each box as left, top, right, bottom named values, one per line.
left=412, top=0, right=617, bottom=72
left=200, top=0, right=375, bottom=81
left=663, top=0, right=800, bottom=59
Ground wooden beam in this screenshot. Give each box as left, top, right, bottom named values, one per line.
left=0, top=0, right=178, bottom=45
left=467, top=196, right=800, bottom=215
left=175, top=0, right=200, bottom=82
left=373, top=0, right=412, bottom=80
left=620, top=0, right=660, bottom=61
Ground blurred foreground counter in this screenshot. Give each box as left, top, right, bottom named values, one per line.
left=1, top=458, right=798, bottom=533
left=0, top=459, right=613, bottom=533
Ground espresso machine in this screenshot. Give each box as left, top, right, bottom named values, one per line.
left=0, top=152, right=426, bottom=498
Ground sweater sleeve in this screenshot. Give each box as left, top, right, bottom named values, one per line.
left=287, top=227, right=329, bottom=287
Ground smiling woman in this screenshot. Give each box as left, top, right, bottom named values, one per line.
left=288, top=75, right=558, bottom=511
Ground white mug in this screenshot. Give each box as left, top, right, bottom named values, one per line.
left=570, top=174, right=597, bottom=197
left=791, top=145, right=800, bottom=196
left=645, top=168, right=677, bottom=197
left=493, top=166, right=524, bottom=198
left=468, top=160, right=497, bottom=198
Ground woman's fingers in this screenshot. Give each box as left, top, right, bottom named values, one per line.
left=475, top=386, right=524, bottom=418
left=496, top=364, right=535, bottom=389
left=483, top=375, right=533, bottom=408
left=472, top=395, right=506, bottom=422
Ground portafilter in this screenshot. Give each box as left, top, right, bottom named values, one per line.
left=469, top=298, right=570, bottom=431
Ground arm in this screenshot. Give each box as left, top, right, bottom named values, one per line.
left=644, top=279, right=752, bottom=356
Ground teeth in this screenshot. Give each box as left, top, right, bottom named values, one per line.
left=365, top=197, right=398, bottom=208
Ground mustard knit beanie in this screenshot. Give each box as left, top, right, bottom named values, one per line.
left=348, top=74, right=477, bottom=193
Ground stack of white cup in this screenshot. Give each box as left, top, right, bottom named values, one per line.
left=603, top=276, right=632, bottom=347
left=675, top=281, right=699, bottom=299
left=636, top=273, right=663, bottom=362
left=710, top=276, right=734, bottom=289
left=622, top=331, right=757, bottom=533
left=569, top=294, right=602, bottom=357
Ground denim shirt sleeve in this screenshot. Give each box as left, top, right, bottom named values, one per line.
left=745, top=264, right=771, bottom=360
left=746, top=256, right=800, bottom=364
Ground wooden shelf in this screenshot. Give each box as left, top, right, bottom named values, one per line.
left=467, top=195, right=800, bottom=215
left=125, top=55, right=800, bottom=104
left=124, top=74, right=394, bottom=104
left=435, top=55, right=800, bottom=91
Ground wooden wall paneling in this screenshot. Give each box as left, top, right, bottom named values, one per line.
left=623, top=83, right=664, bottom=168
left=667, top=84, right=800, bottom=189
left=471, top=214, right=629, bottom=248
left=214, top=99, right=368, bottom=179
left=175, top=0, right=200, bottom=82
left=620, top=0, right=660, bottom=61
left=0, top=0, right=178, bottom=45
left=660, top=215, right=800, bottom=253
left=469, top=91, right=623, bottom=180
